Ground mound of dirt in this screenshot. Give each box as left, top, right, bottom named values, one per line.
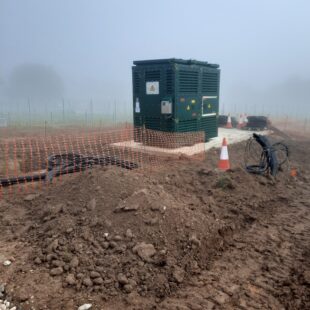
left=0, top=136, right=309, bottom=309
left=7, top=159, right=281, bottom=307
left=23, top=167, right=230, bottom=301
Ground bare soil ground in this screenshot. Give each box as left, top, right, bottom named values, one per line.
left=0, top=131, right=309, bottom=309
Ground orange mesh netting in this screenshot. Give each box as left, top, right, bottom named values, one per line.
left=0, top=127, right=205, bottom=197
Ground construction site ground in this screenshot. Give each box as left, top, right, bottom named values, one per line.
left=0, top=130, right=309, bottom=309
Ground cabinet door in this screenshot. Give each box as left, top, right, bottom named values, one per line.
left=202, top=96, right=218, bottom=116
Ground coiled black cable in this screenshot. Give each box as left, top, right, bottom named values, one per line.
left=244, top=134, right=289, bottom=176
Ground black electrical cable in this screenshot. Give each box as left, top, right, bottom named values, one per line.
left=271, top=142, right=289, bottom=166
left=244, top=134, right=289, bottom=177
left=0, top=153, right=138, bottom=188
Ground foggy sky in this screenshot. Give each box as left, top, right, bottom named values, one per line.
left=1, top=0, right=310, bottom=117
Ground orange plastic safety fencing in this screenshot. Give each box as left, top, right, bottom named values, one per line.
left=0, top=127, right=205, bottom=198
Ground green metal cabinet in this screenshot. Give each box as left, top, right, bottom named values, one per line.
left=132, top=59, right=220, bottom=141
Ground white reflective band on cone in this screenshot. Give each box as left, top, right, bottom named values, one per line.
left=220, top=146, right=229, bottom=160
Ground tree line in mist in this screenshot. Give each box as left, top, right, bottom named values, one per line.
left=1, top=63, right=309, bottom=123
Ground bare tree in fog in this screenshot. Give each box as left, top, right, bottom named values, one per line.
left=6, top=64, right=64, bottom=112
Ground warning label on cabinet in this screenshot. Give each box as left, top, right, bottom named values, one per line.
left=146, top=81, right=159, bottom=95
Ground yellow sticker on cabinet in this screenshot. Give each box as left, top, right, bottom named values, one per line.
left=186, top=105, right=190, bottom=111
left=146, top=81, right=159, bottom=95
left=208, top=103, right=212, bottom=109
left=191, top=99, right=196, bottom=104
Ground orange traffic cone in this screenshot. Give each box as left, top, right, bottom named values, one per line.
left=225, top=114, right=233, bottom=128
left=242, top=113, right=248, bottom=128
left=290, top=167, right=297, bottom=177
left=218, top=138, right=230, bottom=171
left=237, top=114, right=243, bottom=129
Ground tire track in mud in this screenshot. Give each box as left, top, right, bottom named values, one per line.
left=159, top=182, right=310, bottom=310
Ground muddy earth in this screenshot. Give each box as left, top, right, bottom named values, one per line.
left=0, top=132, right=309, bottom=309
